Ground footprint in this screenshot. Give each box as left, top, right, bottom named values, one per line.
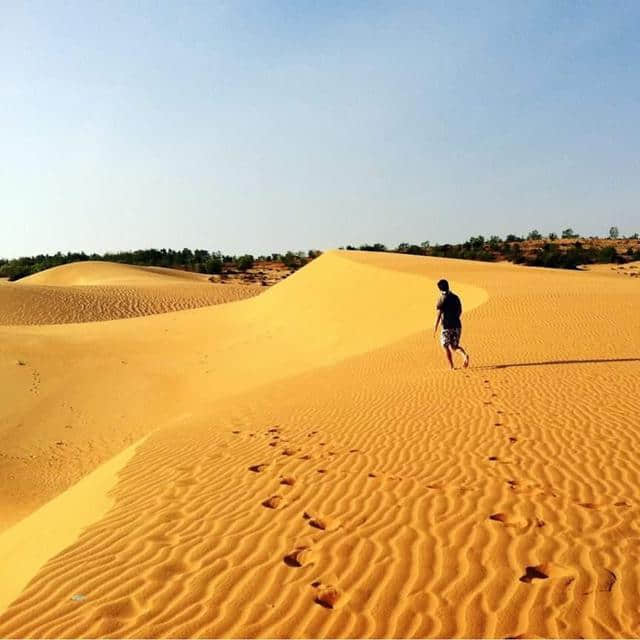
left=509, top=437, right=517, bottom=443
left=488, top=456, right=499, bottom=462
left=282, top=448, right=297, bottom=456
left=519, top=566, right=548, bottom=583
left=231, top=430, right=241, bottom=435
left=284, top=546, right=313, bottom=567
left=489, top=513, right=528, bottom=529
left=317, top=469, right=327, bottom=474
left=312, top=582, right=342, bottom=609
left=576, top=502, right=602, bottom=510
left=299, top=454, right=312, bottom=460
left=268, top=427, right=280, bottom=433
left=519, top=562, right=573, bottom=584
left=249, top=464, right=268, bottom=473
left=303, top=512, right=337, bottom=531
left=602, top=569, right=617, bottom=592
left=614, top=500, right=631, bottom=508
left=368, top=473, right=377, bottom=478
left=280, top=476, right=296, bottom=486
left=262, top=495, right=283, bottom=509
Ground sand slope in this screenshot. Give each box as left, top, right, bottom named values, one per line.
left=0, top=251, right=639, bottom=638
left=0, top=262, right=262, bottom=325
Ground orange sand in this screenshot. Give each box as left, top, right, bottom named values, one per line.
left=0, top=250, right=638, bottom=637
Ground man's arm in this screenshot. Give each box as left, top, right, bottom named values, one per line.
left=433, top=310, right=442, bottom=336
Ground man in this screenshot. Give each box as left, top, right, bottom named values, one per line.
left=433, top=279, right=469, bottom=370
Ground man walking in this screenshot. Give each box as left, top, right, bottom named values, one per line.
left=433, top=279, right=469, bottom=370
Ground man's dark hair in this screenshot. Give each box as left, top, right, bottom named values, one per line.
left=437, top=279, right=449, bottom=292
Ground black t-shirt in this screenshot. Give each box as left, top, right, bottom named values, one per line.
left=436, top=291, right=462, bottom=329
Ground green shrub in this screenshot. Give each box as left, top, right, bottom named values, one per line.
left=596, top=246, right=622, bottom=264
left=236, top=255, right=254, bottom=271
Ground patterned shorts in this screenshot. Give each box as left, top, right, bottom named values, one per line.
left=441, top=327, right=461, bottom=349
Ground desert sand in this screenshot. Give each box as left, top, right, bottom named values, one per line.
left=0, top=250, right=638, bottom=637
left=0, top=261, right=263, bottom=325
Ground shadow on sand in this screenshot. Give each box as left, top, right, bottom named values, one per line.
left=478, top=357, right=640, bottom=370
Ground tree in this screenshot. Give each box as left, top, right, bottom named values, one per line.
left=527, top=229, right=542, bottom=240
left=597, top=246, right=621, bottom=264
left=204, top=255, right=223, bottom=274
left=562, top=228, right=578, bottom=239
left=236, top=255, right=254, bottom=271
left=609, top=226, right=619, bottom=239
left=281, top=251, right=306, bottom=269
left=548, top=232, right=558, bottom=240
left=468, top=236, right=485, bottom=249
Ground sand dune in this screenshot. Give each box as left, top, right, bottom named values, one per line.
left=18, top=261, right=211, bottom=286
left=0, top=262, right=262, bottom=325
left=0, top=250, right=639, bottom=637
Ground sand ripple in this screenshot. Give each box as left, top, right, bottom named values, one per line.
left=0, top=282, right=262, bottom=325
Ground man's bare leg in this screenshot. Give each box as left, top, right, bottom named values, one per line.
left=455, top=345, right=470, bottom=368
left=443, top=346, right=455, bottom=369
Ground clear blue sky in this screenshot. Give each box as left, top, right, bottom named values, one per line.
left=2, top=1, right=639, bottom=258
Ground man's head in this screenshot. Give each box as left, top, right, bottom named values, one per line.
left=437, top=279, right=449, bottom=292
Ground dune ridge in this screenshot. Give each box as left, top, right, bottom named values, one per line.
left=1, top=250, right=639, bottom=637
left=0, top=252, right=482, bottom=531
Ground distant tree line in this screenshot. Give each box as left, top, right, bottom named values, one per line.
left=0, top=248, right=321, bottom=281
left=342, top=228, right=640, bottom=270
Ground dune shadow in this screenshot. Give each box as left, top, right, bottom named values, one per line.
left=478, top=357, right=640, bottom=370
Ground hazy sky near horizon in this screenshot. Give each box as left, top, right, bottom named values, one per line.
left=2, top=1, right=639, bottom=258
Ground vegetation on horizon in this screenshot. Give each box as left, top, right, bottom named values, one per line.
left=343, top=229, right=640, bottom=270
left=2, top=229, right=639, bottom=282
left=0, top=248, right=322, bottom=282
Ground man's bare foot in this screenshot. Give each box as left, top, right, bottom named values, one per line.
left=463, top=354, right=470, bottom=368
